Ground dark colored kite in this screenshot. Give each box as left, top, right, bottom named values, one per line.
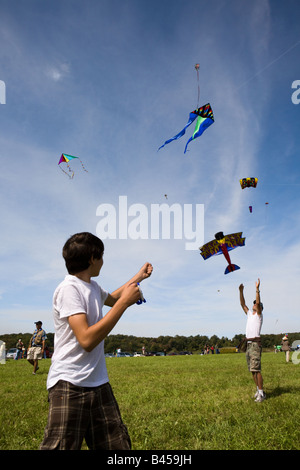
left=199, top=231, right=246, bottom=275
left=240, top=177, right=258, bottom=189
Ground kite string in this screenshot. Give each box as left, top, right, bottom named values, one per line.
left=197, top=68, right=200, bottom=107
left=237, top=38, right=300, bottom=90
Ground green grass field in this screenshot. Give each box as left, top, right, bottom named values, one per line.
left=0, top=352, right=299, bottom=450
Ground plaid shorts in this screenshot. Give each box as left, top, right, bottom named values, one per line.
left=246, top=342, right=262, bottom=372
left=40, top=380, right=131, bottom=450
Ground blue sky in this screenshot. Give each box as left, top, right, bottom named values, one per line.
left=0, top=0, right=299, bottom=339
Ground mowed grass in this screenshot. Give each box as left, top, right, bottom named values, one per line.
left=0, top=352, right=299, bottom=450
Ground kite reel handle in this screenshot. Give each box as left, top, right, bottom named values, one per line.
left=136, top=283, right=146, bottom=305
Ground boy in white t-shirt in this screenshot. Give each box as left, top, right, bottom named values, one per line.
left=40, top=232, right=153, bottom=450
left=239, top=279, right=266, bottom=403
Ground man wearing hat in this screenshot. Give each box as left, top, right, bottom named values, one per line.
left=281, top=335, right=290, bottom=363
left=27, top=321, right=47, bottom=374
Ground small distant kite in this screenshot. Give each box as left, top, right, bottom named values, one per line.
left=158, top=103, right=214, bottom=154
left=58, top=153, right=88, bottom=179
left=199, top=231, right=246, bottom=275
left=249, top=206, right=253, bottom=213
left=240, top=177, right=258, bottom=189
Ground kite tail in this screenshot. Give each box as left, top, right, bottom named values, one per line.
left=225, top=264, right=240, bottom=275
left=59, top=164, right=74, bottom=179
left=79, top=159, right=88, bottom=172
left=158, top=114, right=197, bottom=151
left=158, top=127, right=189, bottom=151
left=184, top=116, right=214, bottom=153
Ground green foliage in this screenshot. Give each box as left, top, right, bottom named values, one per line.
left=104, top=332, right=300, bottom=354
left=1, top=353, right=300, bottom=450
left=0, top=333, right=55, bottom=352
left=1, top=331, right=299, bottom=354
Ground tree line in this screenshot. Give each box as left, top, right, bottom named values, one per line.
left=1, top=332, right=299, bottom=354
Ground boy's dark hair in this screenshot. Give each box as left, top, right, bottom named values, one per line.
left=63, top=232, right=104, bottom=274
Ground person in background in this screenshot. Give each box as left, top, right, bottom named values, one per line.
left=27, top=321, right=46, bottom=374
left=281, top=335, right=290, bottom=363
left=15, top=338, right=24, bottom=360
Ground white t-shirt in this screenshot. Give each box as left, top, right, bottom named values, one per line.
left=246, top=310, right=263, bottom=339
left=47, top=275, right=109, bottom=389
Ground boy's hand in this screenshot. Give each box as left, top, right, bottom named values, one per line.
left=239, top=283, right=244, bottom=291
left=138, top=262, right=153, bottom=280
left=255, top=278, right=260, bottom=289
left=120, top=283, right=141, bottom=307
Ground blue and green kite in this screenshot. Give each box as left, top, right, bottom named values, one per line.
left=158, top=103, right=214, bottom=154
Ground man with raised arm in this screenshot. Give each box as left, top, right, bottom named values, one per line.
left=239, top=279, right=266, bottom=402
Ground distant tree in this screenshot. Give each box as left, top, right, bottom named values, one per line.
left=2, top=331, right=300, bottom=354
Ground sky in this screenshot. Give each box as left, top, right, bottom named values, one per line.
left=0, top=0, right=299, bottom=339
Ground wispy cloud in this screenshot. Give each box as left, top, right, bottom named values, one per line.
left=45, top=63, right=70, bottom=82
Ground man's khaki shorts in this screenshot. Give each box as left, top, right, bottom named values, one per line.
left=246, top=342, right=262, bottom=372
left=27, top=346, right=43, bottom=360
